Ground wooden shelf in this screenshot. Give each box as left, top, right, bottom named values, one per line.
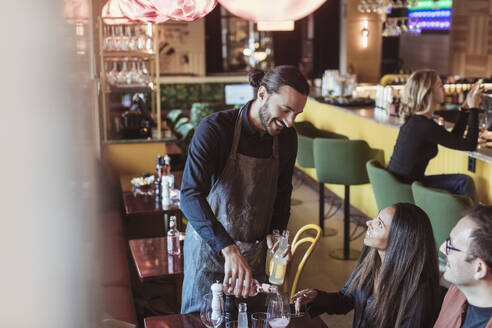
left=102, top=51, right=156, bottom=58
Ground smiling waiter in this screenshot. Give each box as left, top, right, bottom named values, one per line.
left=180, top=66, right=309, bottom=313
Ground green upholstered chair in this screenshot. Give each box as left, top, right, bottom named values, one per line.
left=295, top=121, right=347, bottom=236
left=366, top=159, right=414, bottom=212
left=411, top=181, right=473, bottom=252
left=176, top=123, right=195, bottom=154
left=313, top=138, right=383, bottom=260
left=166, top=109, right=183, bottom=130
left=174, top=117, right=190, bottom=132
left=190, top=102, right=218, bottom=127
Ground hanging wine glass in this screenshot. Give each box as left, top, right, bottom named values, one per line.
left=200, top=293, right=224, bottom=328
left=141, top=59, right=150, bottom=84
left=129, top=26, right=138, bottom=51
left=136, top=25, right=146, bottom=51
left=113, top=25, right=123, bottom=51
left=117, top=59, right=129, bottom=84
left=107, top=60, right=117, bottom=85
left=267, top=293, right=290, bottom=328
left=128, top=58, right=138, bottom=84
left=121, top=25, right=131, bottom=51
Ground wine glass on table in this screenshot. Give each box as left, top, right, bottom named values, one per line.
left=267, top=293, right=291, bottom=328
left=200, top=293, right=224, bottom=328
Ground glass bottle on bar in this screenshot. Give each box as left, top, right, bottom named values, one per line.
left=237, top=302, right=248, bottom=328
left=167, top=216, right=180, bottom=255
left=224, top=294, right=237, bottom=324
left=266, top=229, right=281, bottom=276
left=269, top=230, right=290, bottom=285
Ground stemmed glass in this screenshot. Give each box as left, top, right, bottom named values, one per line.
left=267, top=293, right=291, bottom=328
left=200, top=293, right=224, bottom=328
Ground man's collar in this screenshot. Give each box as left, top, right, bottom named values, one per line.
left=242, top=100, right=265, bottom=137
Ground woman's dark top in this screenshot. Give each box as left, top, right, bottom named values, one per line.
left=307, top=247, right=440, bottom=328
left=387, top=110, right=478, bottom=183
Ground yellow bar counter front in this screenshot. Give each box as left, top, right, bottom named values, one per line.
left=296, top=97, right=492, bottom=219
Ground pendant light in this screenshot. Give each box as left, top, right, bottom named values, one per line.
left=218, top=0, right=326, bottom=31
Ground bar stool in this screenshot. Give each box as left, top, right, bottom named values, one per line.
left=295, top=121, right=347, bottom=236
left=366, top=159, right=414, bottom=211
left=313, top=139, right=383, bottom=260
left=166, top=109, right=183, bottom=130
left=411, top=181, right=473, bottom=251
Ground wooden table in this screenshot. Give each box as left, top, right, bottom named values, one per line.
left=144, top=312, right=329, bottom=328
left=129, top=237, right=184, bottom=312
left=129, top=237, right=184, bottom=283
left=120, top=172, right=184, bottom=238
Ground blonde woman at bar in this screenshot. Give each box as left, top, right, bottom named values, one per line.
left=387, top=69, right=483, bottom=202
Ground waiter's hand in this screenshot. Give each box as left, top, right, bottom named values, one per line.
left=266, top=234, right=293, bottom=264
left=221, top=244, right=252, bottom=298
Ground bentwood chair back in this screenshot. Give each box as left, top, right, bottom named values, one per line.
left=412, top=181, right=473, bottom=251
left=284, top=224, right=322, bottom=300
left=366, top=159, right=414, bottom=212
left=313, top=138, right=383, bottom=260
left=295, top=121, right=347, bottom=236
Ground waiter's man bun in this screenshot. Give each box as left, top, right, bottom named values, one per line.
left=249, top=66, right=309, bottom=99
left=248, top=69, right=265, bottom=88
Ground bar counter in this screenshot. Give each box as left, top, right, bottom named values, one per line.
left=296, top=97, right=492, bottom=218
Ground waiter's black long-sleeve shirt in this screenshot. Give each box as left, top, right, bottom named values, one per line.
left=180, top=101, right=297, bottom=253
left=388, top=110, right=478, bottom=183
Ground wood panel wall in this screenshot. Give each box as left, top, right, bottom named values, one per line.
left=449, top=0, right=492, bottom=76
left=345, top=0, right=383, bottom=83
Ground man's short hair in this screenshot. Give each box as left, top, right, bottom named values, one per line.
left=467, top=204, right=492, bottom=269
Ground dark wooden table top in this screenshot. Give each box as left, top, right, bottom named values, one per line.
left=120, top=172, right=183, bottom=216
left=129, top=237, right=184, bottom=282
left=144, top=312, right=329, bottom=328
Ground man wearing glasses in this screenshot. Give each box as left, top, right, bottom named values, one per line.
left=434, top=205, right=492, bottom=328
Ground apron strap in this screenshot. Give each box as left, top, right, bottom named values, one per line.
left=231, top=104, right=280, bottom=160
left=230, top=106, right=244, bottom=160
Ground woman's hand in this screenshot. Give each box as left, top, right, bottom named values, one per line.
left=291, top=289, right=318, bottom=305
left=463, top=82, right=484, bottom=109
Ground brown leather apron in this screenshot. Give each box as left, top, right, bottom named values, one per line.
left=181, top=106, right=279, bottom=313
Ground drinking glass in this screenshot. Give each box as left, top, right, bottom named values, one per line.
left=252, top=312, right=269, bottom=328
left=267, top=293, right=290, bottom=328
left=200, top=293, right=224, bottom=328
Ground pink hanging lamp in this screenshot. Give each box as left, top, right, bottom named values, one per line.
left=218, top=0, right=326, bottom=30
left=101, top=0, right=217, bottom=23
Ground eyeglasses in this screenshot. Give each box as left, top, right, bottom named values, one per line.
left=445, top=238, right=462, bottom=255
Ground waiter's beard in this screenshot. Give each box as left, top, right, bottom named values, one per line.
left=258, top=100, right=280, bottom=136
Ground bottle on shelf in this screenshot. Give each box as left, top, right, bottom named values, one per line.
left=269, top=230, right=290, bottom=285
left=237, top=302, right=248, bottom=328
left=266, top=229, right=281, bottom=276
left=167, top=216, right=180, bottom=255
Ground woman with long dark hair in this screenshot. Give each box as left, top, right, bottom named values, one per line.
left=292, top=203, right=441, bottom=328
